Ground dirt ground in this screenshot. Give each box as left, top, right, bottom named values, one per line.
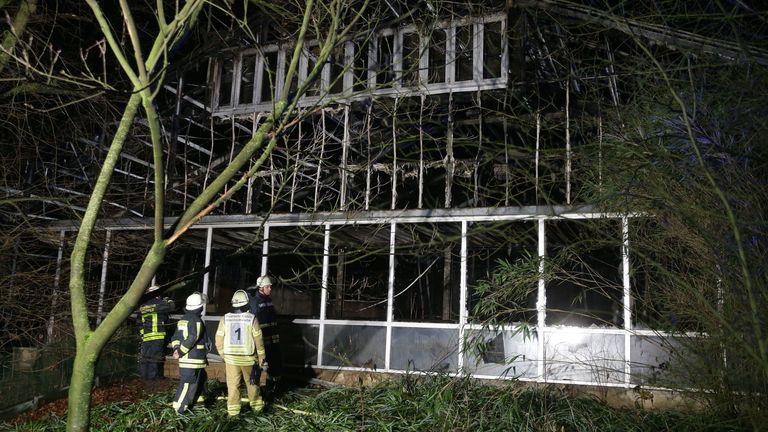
left=7, top=378, right=177, bottom=425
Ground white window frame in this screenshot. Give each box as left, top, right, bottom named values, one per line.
left=211, top=12, right=508, bottom=116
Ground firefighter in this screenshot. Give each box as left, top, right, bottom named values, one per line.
left=170, top=292, right=208, bottom=414
left=215, top=290, right=267, bottom=416
left=247, top=275, right=282, bottom=400
left=138, top=285, right=175, bottom=380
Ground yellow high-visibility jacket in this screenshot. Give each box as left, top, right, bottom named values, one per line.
left=215, top=311, right=266, bottom=366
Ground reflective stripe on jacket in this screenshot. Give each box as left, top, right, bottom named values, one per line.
left=171, top=311, right=208, bottom=369
left=139, top=297, right=174, bottom=342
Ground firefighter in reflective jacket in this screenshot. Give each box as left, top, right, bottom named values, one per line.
left=215, top=290, right=267, bottom=416
left=170, top=292, right=208, bottom=414
left=247, top=275, right=282, bottom=398
left=138, top=285, right=175, bottom=380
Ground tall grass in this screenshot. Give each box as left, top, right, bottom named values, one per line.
left=3, top=374, right=747, bottom=431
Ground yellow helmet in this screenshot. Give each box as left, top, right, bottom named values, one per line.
left=231, top=290, right=249, bottom=308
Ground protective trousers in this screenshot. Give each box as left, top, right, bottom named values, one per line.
left=225, top=362, right=263, bottom=416
left=172, top=367, right=207, bottom=413
left=139, top=339, right=165, bottom=380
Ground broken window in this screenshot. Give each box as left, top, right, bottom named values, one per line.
left=377, top=33, right=395, bottom=88
left=483, top=20, right=503, bottom=79
left=344, top=101, right=372, bottom=210
left=304, top=44, right=321, bottom=97
left=353, top=39, right=369, bottom=92
left=328, top=44, right=346, bottom=94
left=155, top=231, right=208, bottom=309
left=393, top=96, right=423, bottom=209
left=328, top=224, right=390, bottom=320
left=261, top=49, right=278, bottom=103
left=366, top=98, right=396, bottom=210
left=217, top=56, right=235, bottom=106
left=208, top=236, right=259, bottom=312
left=311, top=109, right=345, bottom=212
left=629, top=219, right=707, bottom=332
left=401, top=31, right=421, bottom=87
left=455, top=25, right=474, bottom=82
left=467, top=220, right=538, bottom=325
left=286, top=52, right=299, bottom=99
left=393, top=223, right=461, bottom=322
left=427, top=28, right=447, bottom=84
left=240, top=54, right=257, bottom=104
left=545, top=219, right=623, bottom=328
left=465, top=328, right=538, bottom=379
left=419, top=94, right=450, bottom=208
left=266, top=226, right=324, bottom=318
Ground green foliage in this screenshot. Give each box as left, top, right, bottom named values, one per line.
left=585, top=58, right=768, bottom=427
left=3, top=375, right=749, bottom=431
left=470, top=256, right=542, bottom=324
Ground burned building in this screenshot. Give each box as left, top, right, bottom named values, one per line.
left=3, top=0, right=767, bottom=404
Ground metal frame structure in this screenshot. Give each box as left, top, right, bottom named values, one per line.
left=47, top=205, right=681, bottom=389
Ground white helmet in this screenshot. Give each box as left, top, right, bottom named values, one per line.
left=257, top=275, right=272, bottom=287
left=185, top=292, right=205, bottom=311
left=231, top=290, right=249, bottom=308
left=146, top=285, right=160, bottom=293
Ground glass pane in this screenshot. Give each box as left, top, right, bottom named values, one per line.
left=465, top=327, right=538, bottom=379
left=285, top=322, right=319, bottom=366
left=240, top=54, right=256, bottom=104
left=455, top=25, right=474, bottom=82
left=483, top=21, right=502, bottom=79
left=630, top=335, right=673, bottom=386
left=328, top=225, right=390, bottom=320
left=427, top=29, right=446, bottom=84
left=390, top=327, right=458, bottom=372
left=377, top=34, right=395, bottom=88
left=261, top=51, right=278, bottom=103
left=218, top=56, right=234, bottom=106
left=545, top=330, right=624, bottom=384
left=322, top=324, right=386, bottom=368
left=630, top=335, right=708, bottom=391
left=401, top=32, right=420, bottom=87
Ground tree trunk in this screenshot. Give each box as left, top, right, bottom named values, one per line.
left=66, top=241, right=166, bottom=432
left=66, top=348, right=97, bottom=432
